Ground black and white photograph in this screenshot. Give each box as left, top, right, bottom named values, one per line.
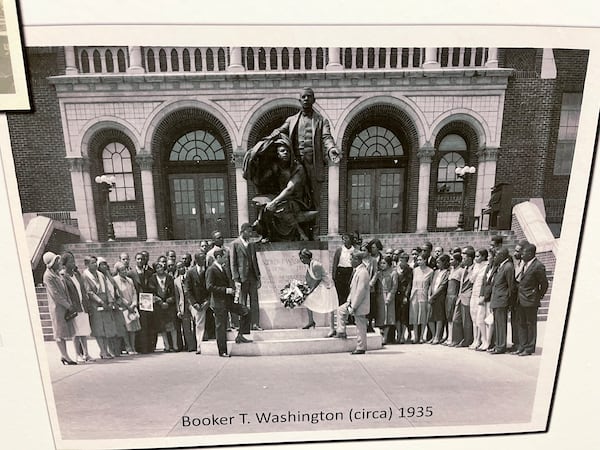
left=1, top=2, right=600, bottom=450
left=0, top=0, right=28, bottom=109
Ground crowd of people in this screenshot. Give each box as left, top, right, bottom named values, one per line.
left=328, top=233, right=549, bottom=356
left=42, top=226, right=549, bottom=363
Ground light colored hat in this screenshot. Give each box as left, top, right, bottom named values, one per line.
left=97, top=257, right=107, bottom=265
left=43, top=251, right=60, bottom=268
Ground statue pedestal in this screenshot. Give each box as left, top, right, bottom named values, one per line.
left=254, top=240, right=333, bottom=329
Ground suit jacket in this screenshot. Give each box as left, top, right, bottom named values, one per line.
left=517, top=258, right=548, bottom=308
left=62, top=270, right=89, bottom=313
left=230, top=237, right=261, bottom=283
left=184, top=265, right=209, bottom=309
left=127, top=267, right=153, bottom=295
left=348, top=263, right=371, bottom=316
left=490, top=260, right=515, bottom=309
left=206, top=262, right=234, bottom=309
left=148, top=273, right=175, bottom=303
left=269, top=110, right=336, bottom=183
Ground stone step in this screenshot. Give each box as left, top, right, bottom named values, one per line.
left=201, top=331, right=383, bottom=356
left=226, top=326, right=360, bottom=341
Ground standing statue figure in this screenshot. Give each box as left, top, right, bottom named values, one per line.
left=243, top=87, right=341, bottom=241
left=266, top=87, right=341, bottom=211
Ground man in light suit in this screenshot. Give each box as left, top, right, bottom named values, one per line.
left=489, top=247, right=515, bottom=354
left=514, top=244, right=548, bottom=356
left=206, top=248, right=251, bottom=357
left=231, top=223, right=262, bottom=332
left=267, top=87, right=341, bottom=211
left=335, top=251, right=371, bottom=354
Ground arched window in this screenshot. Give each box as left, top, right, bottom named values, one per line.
left=117, top=49, right=126, bottom=72
left=93, top=50, right=102, bottom=73
left=169, top=130, right=225, bottom=161
left=101, top=142, right=135, bottom=201
left=147, top=49, right=156, bottom=72
left=270, top=48, right=278, bottom=69
left=171, top=49, right=179, bottom=71
left=183, top=49, right=191, bottom=71
left=258, top=47, right=266, bottom=70
left=281, top=48, right=290, bottom=69
left=159, top=49, right=167, bottom=72
left=349, top=126, right=403, bottom=158
left=437, top=134, right=467, bottom=193
left=105, top=50, right=114, bottom=72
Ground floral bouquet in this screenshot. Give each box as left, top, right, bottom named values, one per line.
left=280, top=279, right=310, bottom=309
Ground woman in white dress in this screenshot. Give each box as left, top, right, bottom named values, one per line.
left=298, top=248, right=338, bottom=337
left=469, top=248, right=489, bottom=350
left=113, top=261, right=141, bottom=354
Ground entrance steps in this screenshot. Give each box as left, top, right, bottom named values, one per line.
left=201, top=326, right=383, bottom=356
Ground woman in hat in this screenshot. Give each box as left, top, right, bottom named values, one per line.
left=97, top=257, right=128, bottom=356
left=113, top=261, right=141, bottom=354
left=82, top=255, right=117, bottom=359
left=61, top=252, right=93, bottom=362
left=298, top=248, right=338, bottom=336
left=42, top=251, right=77, bottom=365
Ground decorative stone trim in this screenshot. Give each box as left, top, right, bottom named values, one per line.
left=136, top=153, right=154, bottom=170
left=66, top=156, right=90, bottom=172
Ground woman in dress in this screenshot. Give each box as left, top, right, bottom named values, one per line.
left=469, top=248, right=489, bottom=350
left=113, top=261, right=141, bottom=354
left=394, top=252, right=412, bottom=344
left=409, top=255, right=434, bottom=343
left=428, top=254, right=450, bottom=344
left=375, top=256, right=398, bottom=344
left=61, top=252, right=93, bottom=362
left=82, top=255, right=117, bottom=359
left=149, top=261, right=178, bottom=352
left=298, top=248, right=338, bottom=337
left=42, top=252, right=76, bottom=365
left=98, top=257, right=128, bottom=357
left=442, top=252, right=463, bottom=345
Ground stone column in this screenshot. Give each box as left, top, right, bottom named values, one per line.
left=422, top=48, right=440, bottom=68
left=67, top=157, right=97, bottom=242
left=485, top=47, right=499, bottom=68
left=127, top=46, right=145, bottom=73
left=137, top=154, right=159, bottom=241
left=233, top=152, right=249, bottom=227
left=416, top=147, right=435, bottom=232
left=327, top=160, right=340, bottom=236
left=64, top=46, right=78, bottom=75
left=228, top=47, right=245, bottom=72
left=541, top=48, right=557, bottom=79
left=326, top=47, right=343, bottom=70
left=475, top=147, right=499, bottom=220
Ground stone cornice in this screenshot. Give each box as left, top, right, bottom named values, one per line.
left=66, top=156, right=90, bottom=172
left=48, top=68, right=514, bottom=96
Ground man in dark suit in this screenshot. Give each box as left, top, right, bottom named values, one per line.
left=422, top=241, right=438, bottom=270
left=182, top=253, right=211, bottom=354
left=231, top=223, right=262, bottom=332
left=489, top=247, right=515, bottom=354
left=206, top=248, right=251, bottom=357
left=128, top=252, right=155, bottom=353
left=267, top=87, right=341, bottom=211
left=514, top=244, right=548, bottom=356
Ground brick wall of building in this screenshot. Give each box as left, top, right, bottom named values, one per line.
left=7, top=47, right=74, bottom=214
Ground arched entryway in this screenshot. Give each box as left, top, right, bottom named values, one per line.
left=340, top=103, right=419, bottom=234
left=150, top=108, right=235, bottom=239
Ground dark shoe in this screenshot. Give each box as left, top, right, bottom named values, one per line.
left=507, top=346, right=519, bottom=352
left=510, top=349, right=523, bottom=355
left=195, top=350, right=202, bottom=355
left=491, top=348, right=506, bottom=354
left=518, top=351, right=532, bottom=356
left=60, top=357, right=77, bottom=366
left=235, top=335, right=253, bottom=344
left=486, top=348, right=495, bottom=353
left=219, top=353, right=230, bottom=358
left=367, top=325, right=375, bottom=333
left=335, top=332, right=347, bottom=339
left=351, top=349, right=366, bottom=355
left=302, top=321, right=316, bottom=329
left=327, top=330, right=336, bottom=338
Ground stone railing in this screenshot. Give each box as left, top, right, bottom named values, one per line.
left=69, top=46, right=499, bottom=75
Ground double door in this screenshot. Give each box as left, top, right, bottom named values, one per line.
left=347, top=168, right=405, bottom=234
left=169, top=173, right=230, bottom=239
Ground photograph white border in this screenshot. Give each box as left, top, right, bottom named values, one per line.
left=0, top=0, right=29, bottom=110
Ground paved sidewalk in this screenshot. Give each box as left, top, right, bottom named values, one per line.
left=43, top=324, right=545, bottom=444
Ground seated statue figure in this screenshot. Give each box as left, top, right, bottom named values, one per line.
left=243, top=133, right=317, bottom=242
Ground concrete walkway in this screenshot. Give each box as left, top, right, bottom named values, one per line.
left=44, top=324, right=545, bottom=445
